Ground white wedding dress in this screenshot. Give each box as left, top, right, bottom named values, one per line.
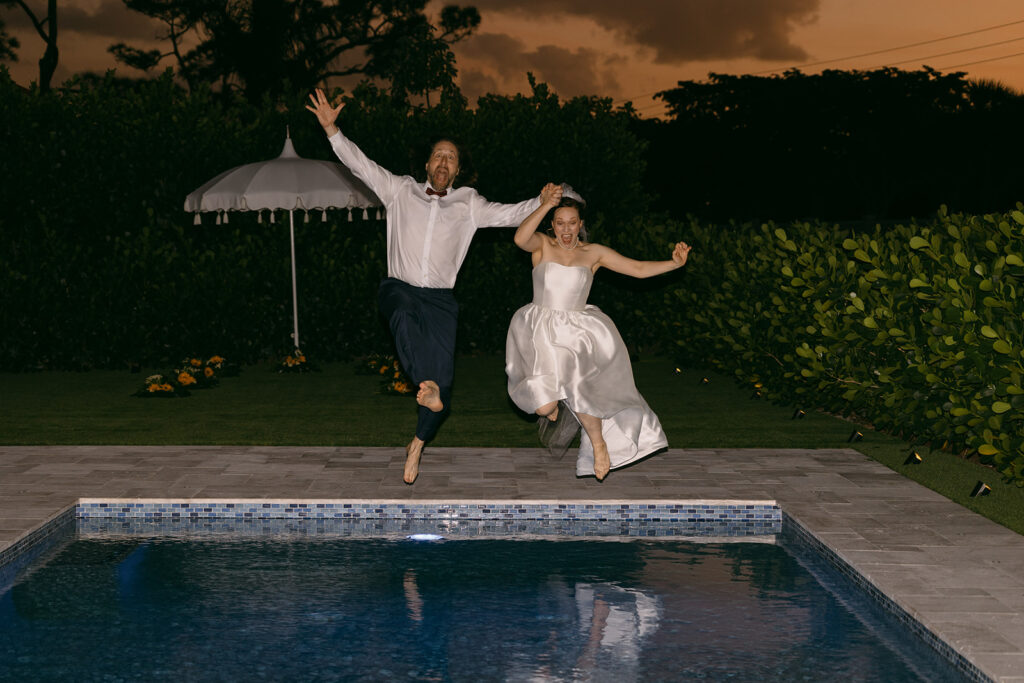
left=505, top=261, right=668, bottom=476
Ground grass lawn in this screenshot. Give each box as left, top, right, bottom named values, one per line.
left=2, top=355, right=1022, bottom=533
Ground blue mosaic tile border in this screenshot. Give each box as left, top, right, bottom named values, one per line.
left=75, top=500, right=781, bottom=533
left=78, top=516, right=780, bottom=540
left=0, top=506, right=75, bottom=595
left=781, top=513, right=989, bottom=683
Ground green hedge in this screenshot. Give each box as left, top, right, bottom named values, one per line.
left=0, top=72, right=651, bottom=369
left=664, top=206, right=1024, bottom=484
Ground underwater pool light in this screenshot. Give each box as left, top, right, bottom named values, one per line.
left=407, top=534, right=444, bottom=541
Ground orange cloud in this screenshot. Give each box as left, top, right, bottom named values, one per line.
left=469, top=0, right=818, bottom=62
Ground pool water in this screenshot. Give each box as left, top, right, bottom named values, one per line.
left=0, top=534, right=965, bottom=682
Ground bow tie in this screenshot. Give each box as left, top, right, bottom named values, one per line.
left=426, top=187, right=447, bottom=198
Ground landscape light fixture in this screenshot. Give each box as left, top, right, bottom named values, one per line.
left=970, top=481, right=991, bottom=498
left=903, top=451, right=923, bottom=465
left=699, top=376, right=709, bottom=384
left=848, top=430, right=863, bottom=442
left=751, top=390, right=761, bottom=400
left=792, top=409, right=806, bottom=420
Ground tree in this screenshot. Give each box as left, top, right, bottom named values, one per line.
left=0, top=5, right=20, bottom=63
left=2, top=0, right=57, bottom=90
left=639, top=67, right=1024, bottom=222
left=110, top=0, right=480, bottom=103
left=107, top=0, right=201, bottom=89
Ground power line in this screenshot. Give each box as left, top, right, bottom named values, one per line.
left=633, top=100, right=669, bottom=117
left=862, top=34, right=1024, bottom=69
left=613, top=88, right=669, bottom=106
left=940, top=48, right=1024, bottom=69
left=750, top=17, right=1024, bottom=74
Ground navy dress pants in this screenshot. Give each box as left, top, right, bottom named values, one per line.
left=377, top=278, right=458, bottom=442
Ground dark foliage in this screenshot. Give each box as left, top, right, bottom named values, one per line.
left=638, top=68, right=1024, bottom=223
left=0, top=71, right=649, bottom=370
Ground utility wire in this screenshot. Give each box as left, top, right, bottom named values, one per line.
left=940, top=48, right=1024, bottom=69
left=750, top=17, right=1024, bottom=73
left=862, top=35, right=1024, bottom=69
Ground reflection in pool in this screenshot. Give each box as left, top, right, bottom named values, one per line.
left=0, top=534, right=965, bottom=681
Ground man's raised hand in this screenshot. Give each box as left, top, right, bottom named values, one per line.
left=539, top=182, right=563, bottom=207
left=305, top=88, right=344, bottom=133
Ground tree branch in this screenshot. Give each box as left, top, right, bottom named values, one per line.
left=13, top=0, right=49, bottom=43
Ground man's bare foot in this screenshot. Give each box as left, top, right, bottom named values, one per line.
left=416, top=381, right=444, bottom=413
left=404, top=437, right=424, bottom=484
left=593, top=442, right=611, bottom=481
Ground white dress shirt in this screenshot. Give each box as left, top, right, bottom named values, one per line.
left=329, top=131, right=541, bottom=289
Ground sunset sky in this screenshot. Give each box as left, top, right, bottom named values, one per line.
left=4, top=0, right=1024, bottom=117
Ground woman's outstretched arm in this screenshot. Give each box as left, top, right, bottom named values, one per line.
left=513, top=183, right=563, bottom=253
left=595, top=241, right=692, bottom=278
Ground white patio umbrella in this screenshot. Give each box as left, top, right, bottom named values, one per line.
left=185, top=129, right=381, bottom=350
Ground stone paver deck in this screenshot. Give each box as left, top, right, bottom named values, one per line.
left=1, top=445, right=1022, bottom=681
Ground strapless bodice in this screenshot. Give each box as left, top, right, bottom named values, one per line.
left=531, top=261, right=593, bottom=311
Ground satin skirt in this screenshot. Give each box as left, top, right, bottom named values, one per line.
left=505, top=302, right=668, bottom=476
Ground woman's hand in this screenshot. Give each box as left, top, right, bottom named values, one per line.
left=305, top=88, right=344, bottom=133
left=539, top=182, right=563, bottom=207
left=672, top=241, right=692, bottom=267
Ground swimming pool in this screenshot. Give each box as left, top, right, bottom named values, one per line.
left=0, top=511, right=969, bottom=682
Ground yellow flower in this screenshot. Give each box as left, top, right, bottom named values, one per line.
left=204, top=366, right=214, bottom=378
left=178, top=372, right=196, bottom=386
left=190, top=358, right=202, bottom=367
left=394, top=381, right=410, bottom=394
left=208, top=355, right=225, bottom=364
left=297, top=355, right=306, bottom=363
left=147, top=384, right=161, bottom=393
left=379, top=365, right=388, bottom=374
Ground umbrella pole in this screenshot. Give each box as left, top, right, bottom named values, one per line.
left=289, top=209, right=300, bottom=350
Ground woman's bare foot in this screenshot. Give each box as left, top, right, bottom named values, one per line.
left=593, top=442, right=611, bottom=481
left=416, top=381, right=444, bottom=412
left=404, top=437, right=424, bottom=484
left=576, top=411, right=609, bottom=480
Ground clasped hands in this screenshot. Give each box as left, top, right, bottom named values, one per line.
left=540, top=182, right=563, bottom=207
